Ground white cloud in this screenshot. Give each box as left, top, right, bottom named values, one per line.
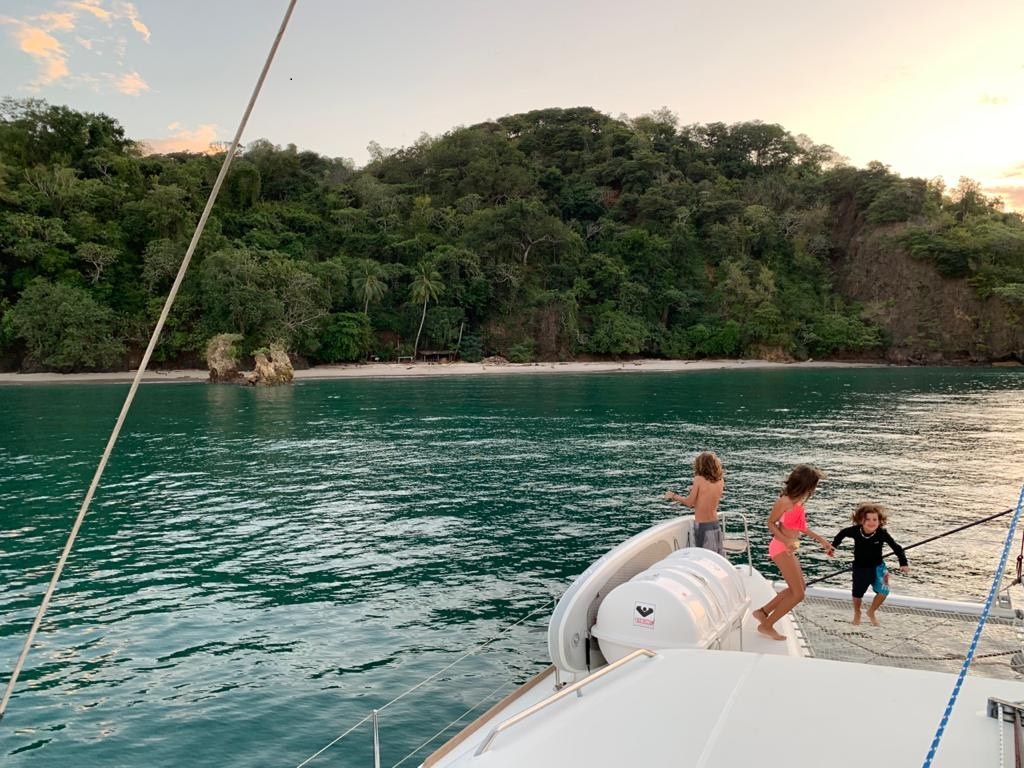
left=15, top=25, right=63, bottom=56
left=3, top=1, right=151, bottom=93
left=38, top=12, right=75, bottom=31
left=114, top=70, right=148, bottom=95
left=983, top=163, right=1024, bottom=211
left=980, top=93, right=1009, bottom=106
left=71, top=1, right=113, bottom=23
left=984, top=185, right=1024, bottom=211
left=117, top=1, right=150, bottom=42
left=40, top=55, right=71, bottom=85
left=142, top=124, right=222, bottom=155
left=10, top=23, right=70, bottom=87
left=1000, top=163, right=1024, bottom=179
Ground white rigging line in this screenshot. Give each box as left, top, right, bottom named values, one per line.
left=0, top=0, right=300, bottom=720
left=294, top=712, right=376, bottom=768
left=390, top=678, right=512, bottom=768
left=373, top=599, right=552, bottom=718
left=294, top=598, right=553, bottom=767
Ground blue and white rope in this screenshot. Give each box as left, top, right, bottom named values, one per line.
left=922, top=483, right=1024, bottom=767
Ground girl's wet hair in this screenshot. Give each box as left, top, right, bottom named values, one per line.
left=852, top=502, right=888, bottom=526
left=694, top=451, right=723, bottom=482
left=782, top=464, right=824, bottom=500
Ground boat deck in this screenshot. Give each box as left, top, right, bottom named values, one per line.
left=427, top=648, right=1022, bottom=767
left=794, top=590, right=1024, bottom=680
left=422, top=568, right=1024, bottom=767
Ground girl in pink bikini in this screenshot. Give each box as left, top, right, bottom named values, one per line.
left=753, top=464, right=834, bottom=640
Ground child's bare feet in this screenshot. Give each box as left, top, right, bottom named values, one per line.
left=757, top=623, right=786, bottom=641
left=866, top=611, right=880, bottom=626
left=753, top=608, right=768, bottom=622
left=852, top=612, right=861, bottom=625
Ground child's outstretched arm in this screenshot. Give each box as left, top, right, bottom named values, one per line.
left=806, top=528, right=835, bottom=557
left=831, top=526, right=853, bottom=549
left=665, top=488, right=694, bottom=507
left=883, top=529, right=910, bottom=574
left=665, top=480, right=700, bottom=508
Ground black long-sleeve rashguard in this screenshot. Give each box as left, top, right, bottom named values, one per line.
left=832, top=525, right=908, bottom=567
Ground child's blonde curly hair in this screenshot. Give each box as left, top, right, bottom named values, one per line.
left=852, top=502, right=889, bottom=526
left=693, top=451, right=723, bottom=482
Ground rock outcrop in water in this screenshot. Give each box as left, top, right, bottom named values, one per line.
left=207, top=336, right=295, bottom=385
left=206, top=334, right=245, bottom=383
left=245, top=344, right=294, bottom=386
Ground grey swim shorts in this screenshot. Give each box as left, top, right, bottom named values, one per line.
left=693, top=520, right=725, bottom=557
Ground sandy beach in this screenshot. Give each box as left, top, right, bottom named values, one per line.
left=0, top=358, right=885, bottom=385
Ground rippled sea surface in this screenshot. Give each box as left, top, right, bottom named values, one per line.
left=1, top=367, right=1023, bottom=767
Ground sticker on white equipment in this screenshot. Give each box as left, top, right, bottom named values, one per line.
left=633, top=602, right=656, bottom=627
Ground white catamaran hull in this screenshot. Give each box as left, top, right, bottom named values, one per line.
left=422, top=515, right=1024, bottom=767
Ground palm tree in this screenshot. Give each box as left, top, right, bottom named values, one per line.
left=410, top=261, right=444, bottom=359
left=352, top=259, right=387, bottom=315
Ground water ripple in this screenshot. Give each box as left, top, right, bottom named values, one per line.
left=1, top=368, right=1023, bottom=766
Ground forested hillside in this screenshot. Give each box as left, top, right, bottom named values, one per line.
left=1, top=99, right=1022, bottom=372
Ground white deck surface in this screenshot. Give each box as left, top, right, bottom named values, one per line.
left=438, top=650, right=1021, bottom=767
left=426, top=567, right=1024, bottom=767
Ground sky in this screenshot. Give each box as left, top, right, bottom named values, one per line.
left=1, top=0, right=1023, bottom=209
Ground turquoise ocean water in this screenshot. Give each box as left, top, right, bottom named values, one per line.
left=1, top=367, right=1023, bottom=766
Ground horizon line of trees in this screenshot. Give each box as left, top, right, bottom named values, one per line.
left=1, top=97, right=1022, bottom=373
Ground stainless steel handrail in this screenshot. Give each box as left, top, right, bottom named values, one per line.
left=719, top=510, right=754, bottom=574
left=473, top=649, right=657, bottom=756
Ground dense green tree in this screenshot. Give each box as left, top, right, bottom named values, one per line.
left=0, top=98, right=134, bottom=168
left=352, top=258, right=388, bottom=314
left=1, top=99, right=1021, bottom=371
left=316, top=312, right=373, bottom=362
left=76, top=242, right=119, bottom=284
left=587, top=309, right=648, bottom=355
left=9, top=278, right=124, bottom=370
left=197, top=248, right=284, bottom=339
left=409, top=261, right=444, bottom=356
left=801, top=312, right=884, bottom=357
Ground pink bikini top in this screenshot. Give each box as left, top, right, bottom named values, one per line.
left=779, top=502, right=808, bottom=533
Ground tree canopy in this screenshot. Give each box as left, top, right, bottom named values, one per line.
left=1, top=98, right=1021, bottom=371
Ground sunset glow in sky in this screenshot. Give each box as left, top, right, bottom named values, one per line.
left=2, top=0, right=1022, bottom=209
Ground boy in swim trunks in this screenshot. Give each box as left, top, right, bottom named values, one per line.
left=832, top=503, right=909, bottom=626
left=665, top=451, right=726, bottom=557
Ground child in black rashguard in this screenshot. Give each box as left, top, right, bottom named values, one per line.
left=832, top=503, right=909, bottom=626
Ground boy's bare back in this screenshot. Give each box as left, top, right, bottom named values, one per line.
left=689, top=476, right=724, bottom=523
left=666, top=475, right=724, bottom=523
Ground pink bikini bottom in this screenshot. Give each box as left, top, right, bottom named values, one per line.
left=768, top=537, right=799, bottom=558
